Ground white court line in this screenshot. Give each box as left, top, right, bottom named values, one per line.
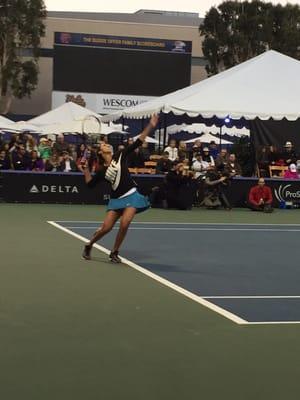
left=247, top=321, right=300, bottom=325
left=54, top=221, right=300, bottom=226
left=60, top=226, right=300, bottom=232
left=47, top=221, right=247, bottom=326
left=203, top=296, right=300, bottom=299
left=204, top=296, right=300, bottom=325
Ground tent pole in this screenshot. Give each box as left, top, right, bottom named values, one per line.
left=219, top=126, right=222, bottom=151
left=163, top=114, right=167, bottom=149
left=122, top=117, right=124, bottom=131
left=158, top=122, right=162, bottom=152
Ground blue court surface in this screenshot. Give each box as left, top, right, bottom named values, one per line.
left=49, top=221, right=300, bottom=325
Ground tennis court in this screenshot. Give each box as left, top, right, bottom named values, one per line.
left=2, top=203, right=300, bottom=399
left=50, top=221, right=300, bottom=324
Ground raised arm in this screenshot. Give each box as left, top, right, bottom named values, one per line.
left=137, top=114, right=159, bottom=142
left=123, top=114, right=159, bottom=156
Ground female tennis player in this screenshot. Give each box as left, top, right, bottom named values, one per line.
left=82, top=114, right=159, bottom=263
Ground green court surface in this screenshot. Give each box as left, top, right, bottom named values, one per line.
left=1, top=203, right=300, bottom=400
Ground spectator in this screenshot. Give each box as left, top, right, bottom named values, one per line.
left=202, top=167, right=231, bottom=210
left=11, top=145, right=30, bottom=170
left=284, top=163, right=299, bottom=179
left=139, top=141, right=151, bottom=162
left=191, top=152, right=203, bottom=179
left=182, top=158, right=190, bottom=171
left=8, top=134, right=19, bottom=153
left=1, top=142, right=10, bottom=153
left=209, top=141, right=219, bottom=159
left=76, top=146, right=87, bottom=169
left=44, top=153, right=61, bottom=172
left=215, top=148, right=229, bottom=170
left=117, top=144, right=125, bottom=152
left=47, top=138, right=54, bottom=150
left=13, top=132, right=26, bottom=146
left=127, top=147, right=145, bottom=168
left=17, top=132, right=25, bottom=143
left=38, top=138, right=52, bottom=160
left=58, top=151, right=77, bottom=172
left=164, top=139, right=178, bottom=162
left=77, top=143, right=87, bottom=159
left=192, top=139, right=203, bottom=156
left=225, top=154, right=242, bottom=177
left=156, top=151, right=173, bottom=174
left=28, top=150, right=44, bottom=171
left=53, top=134, right=69, bottom=155
left=126, top=137, right=134, bottom=147
left=281, top=141, right=298, bottom=165
left=0, top=150, right=11, bottom=170
left=257, top=146, right=270, bottom=176
left=248, top=178, right=273, bottom=212
left=25, top=134, right=38, bottom=153
left=178, top=140, right=189, bottom=161
left=200, top=147, right=215, bottom=176
left=202, top=147, right=215, bottom=166
left=268, top=145, right=280, bottom=166
left=297, top=162, right=300, bottom=177
left=165, top=163, right=195, bottom=210
left=69, top=144, right=78, bottom=161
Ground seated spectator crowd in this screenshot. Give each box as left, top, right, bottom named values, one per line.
left=257, top=141, right=300, bottom=178
left=0, top=133, right=242, bottom=181
left=2, top=131, right=300, bottom=183
left=161, top=138, right=242, bottom=180
left=0, top=132, right=147, bottom=173
left=0, top=132, right=83, bottom=172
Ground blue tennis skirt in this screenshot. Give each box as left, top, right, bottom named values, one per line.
left=107, top=190, right=150, bottom=214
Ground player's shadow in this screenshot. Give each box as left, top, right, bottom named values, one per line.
left=138, top=262, right=188, bottom=273
left=122, top=250, right=157, bottom=260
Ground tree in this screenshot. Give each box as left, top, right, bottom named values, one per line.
left=0, top=0, right=46, bottom=114
left=200, top=1, right=300, bottom=75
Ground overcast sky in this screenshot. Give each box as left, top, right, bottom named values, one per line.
left=45, top=0, right=300, bottom=18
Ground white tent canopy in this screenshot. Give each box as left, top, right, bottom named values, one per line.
left=13, top=121, right=40, bottom=132
left=166, top=123, right=249, bottom=137
left=38, top=121, right=86, bottom=135
left=29, top=101, right=100, bottom=125
left=28, top=102, right=101, bottom=134
left=185, top=133, right=233, bottom=145
left=100, top=123, right=128, bottom=135
left=0, top=116, right=40, bottom=132
left=0, top=115, right=14, bottom=130
left=40, top=121, right=127, bottom=136
left=102, top=50, right=300, bottom=122
left=133, top=135, right=158, bottom=144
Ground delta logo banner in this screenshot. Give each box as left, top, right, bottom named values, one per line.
left=29, top=185, right=79, bottom=194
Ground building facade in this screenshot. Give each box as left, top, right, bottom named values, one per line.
left=11, top=9, right=206, bottom=117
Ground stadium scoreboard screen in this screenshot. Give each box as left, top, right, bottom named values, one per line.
left=53, top=32, right=192, bottom=98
